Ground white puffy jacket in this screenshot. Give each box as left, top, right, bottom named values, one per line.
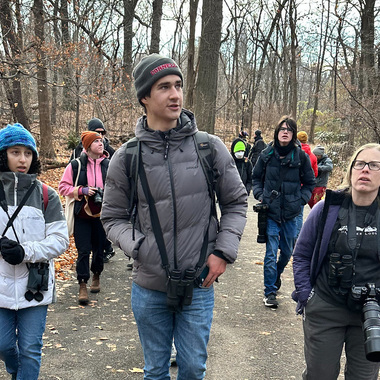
left=0, top=172, right=69, bottom=310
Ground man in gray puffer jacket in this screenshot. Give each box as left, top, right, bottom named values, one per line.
left=101, top=54, right=247, bottom=379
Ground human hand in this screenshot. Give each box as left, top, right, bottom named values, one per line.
left=0, top=237, right=25, bottom=265
left=82, top=187, right=97, bottom=196
left=202, top=254, right=227, bottom=288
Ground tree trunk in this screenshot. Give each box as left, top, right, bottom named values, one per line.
left=60, top=0, right=75, bottom=110
left=193, top=0, right=223, bottom=133
left=150, top=0, right=163, bottom=54
left=185, top=0, right=199, bottom=109
left=289, top=0, right=298, bottom=118
left=122, top=0, right=139, bottom=87
left=33, top=0, right=55, bottom=159
left=0, top=0, right=29, bottom=129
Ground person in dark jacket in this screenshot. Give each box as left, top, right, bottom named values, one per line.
left=231, top=138, right=253, bottom=195
left=249, top=129, right=266, bottom=166
left=293, top=143, right=380, bottom=379
left=252, top=116, right=315, bottom=308
left=101, top=54, right=247, bottom=379
left=239, top=130, right=252, bottom=158
left=69, top=118, right=115, bottom=161
left=308, top=145, right=333, bottom=208
left=69, top=118, right=116, bottom=263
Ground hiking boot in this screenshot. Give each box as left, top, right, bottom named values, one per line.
left=263, top=293, right=278, bottom=308
left=78, top=282, right=89, bottom=305
left=90, top=273, right=100, bottom=293
left=275, top=274, right=282, bottom=290
left=170, top=341, right=177, bottom=367
left=103, top=249, right=115, bottom=263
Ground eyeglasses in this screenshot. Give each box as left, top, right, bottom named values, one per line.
left=279, top=127, right=293, bottom=133
left=352, top=160, right=380, bottom=171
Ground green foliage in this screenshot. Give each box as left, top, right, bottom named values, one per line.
left=66, top=130, right=80, bottom=151
left=297, top=107, right=324, bottom=128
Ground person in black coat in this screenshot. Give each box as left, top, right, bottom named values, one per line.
left=249, top=129, right=266, bottom=166
left=230, top=138, right=253, bottom=195
left=69, top=118, right=115, bottom=162
left=252, top=116, right=315, bottom=308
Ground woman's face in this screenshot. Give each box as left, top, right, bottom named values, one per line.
left=351, top=148, right=380, bottom=199
left=7, top=146, right=33, bottom=173
left=88, top=138, right=104, bottom=156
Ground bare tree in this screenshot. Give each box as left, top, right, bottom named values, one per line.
left=0, top=0, right=29, bottom=128
left=150, top=0, right=162, bottom=53
left=194, top=0, right=223, bottom=133
left=33, top=0, right=55, bottom=159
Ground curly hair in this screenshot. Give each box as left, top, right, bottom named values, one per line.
left=0, top=149, right=41, bottom=175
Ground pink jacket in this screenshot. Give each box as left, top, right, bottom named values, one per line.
left=59, top=152, right=107, bottom=200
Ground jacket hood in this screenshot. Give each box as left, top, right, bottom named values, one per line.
left=300, top=142, right=312, bottom=155
left=135, top=109, right=198, bottom=150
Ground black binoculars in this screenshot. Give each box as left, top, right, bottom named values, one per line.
left=253, top=203, right=269, bottom=243
left=328, top=253, right=353, bottom=294
left=167, top=269, right=196, bottom=311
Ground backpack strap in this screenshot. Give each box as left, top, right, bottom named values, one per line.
left=125, top=137, right=140, bottom=221
left=193, top=131, right=217, bottom=218
left=42, top=183, right=49, bottom=211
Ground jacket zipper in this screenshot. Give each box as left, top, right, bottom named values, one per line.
left=13, top=173, right=19, bottom=309
left=164, top=135, right=178, bottom=269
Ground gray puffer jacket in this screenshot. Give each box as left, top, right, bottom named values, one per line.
left=101, top=110, right=247, bottom=292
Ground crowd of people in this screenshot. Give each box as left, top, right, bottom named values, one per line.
left=1, top=53, right=379, bottom=380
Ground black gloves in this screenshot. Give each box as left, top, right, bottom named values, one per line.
left=0, top=237, right=25, bottom=265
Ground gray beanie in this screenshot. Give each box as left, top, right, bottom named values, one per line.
left=313, top=145, right=325, bottom=156
left=133, top=54, right=183, bottom=101
left=88, top=118, right=106, bottom=132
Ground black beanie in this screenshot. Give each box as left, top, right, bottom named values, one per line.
left=133, top=54, right=183, bottom=101
left=88, top=118, right=106, bottom=132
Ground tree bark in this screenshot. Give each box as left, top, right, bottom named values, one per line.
left=0, top=0, right=30, bottom=128
left=194, top=0, right=223, bottom=133
left=33, top=0, right=56, bottom=159
left=150, top=0, right=162, bottom=53
left=185, top=0, right=199, bottom=109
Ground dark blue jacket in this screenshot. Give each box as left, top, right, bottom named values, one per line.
left=252, top=142, right=315, bottom=223
left=292, top=191, right=344, bottom=313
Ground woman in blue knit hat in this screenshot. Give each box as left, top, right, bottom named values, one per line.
left=0, top=123, right=69, bottom=380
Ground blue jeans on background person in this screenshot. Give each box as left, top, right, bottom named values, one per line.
left=295, top=205, right=304, bottom=239
left=131, top=282, right=214, bottom=380
left=264, top=217, right=297, bottom=296
left=0, top=305, right=48, bottom=380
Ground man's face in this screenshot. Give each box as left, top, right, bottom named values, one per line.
left=277, top=122, right=293, bottom=146
left=95, top=128, right=106, bottom=141
left=142, top=75, right=183, bottom=130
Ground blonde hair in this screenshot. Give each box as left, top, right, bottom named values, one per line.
left=341, top=143, right=380, bottom=191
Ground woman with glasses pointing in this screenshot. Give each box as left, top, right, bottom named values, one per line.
left=293, top=143, right=380, bottom=379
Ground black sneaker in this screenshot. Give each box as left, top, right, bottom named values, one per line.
left=263, top=293, right=278, bottom=308
left=275, top=275, right=282, bottom=290
left=103, top=249, right=115, bottom=263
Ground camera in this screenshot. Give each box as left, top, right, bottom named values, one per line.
left=93, top=187, right=104, bottom=205
left=328, top=253, right=353, bottom=294
left=253, top=203, right=269, bottom=243
left=350, top=283, right=380, bottom=362
left=167, top=269, right=196, bottom=311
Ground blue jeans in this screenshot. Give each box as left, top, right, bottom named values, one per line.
left=295, top=205, right=304, bottom=239
left=264, top=217, right=296, bottom=296
left=0, top=305, right=48, bottom=380
left=131, top=282, right=214, bottom=380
